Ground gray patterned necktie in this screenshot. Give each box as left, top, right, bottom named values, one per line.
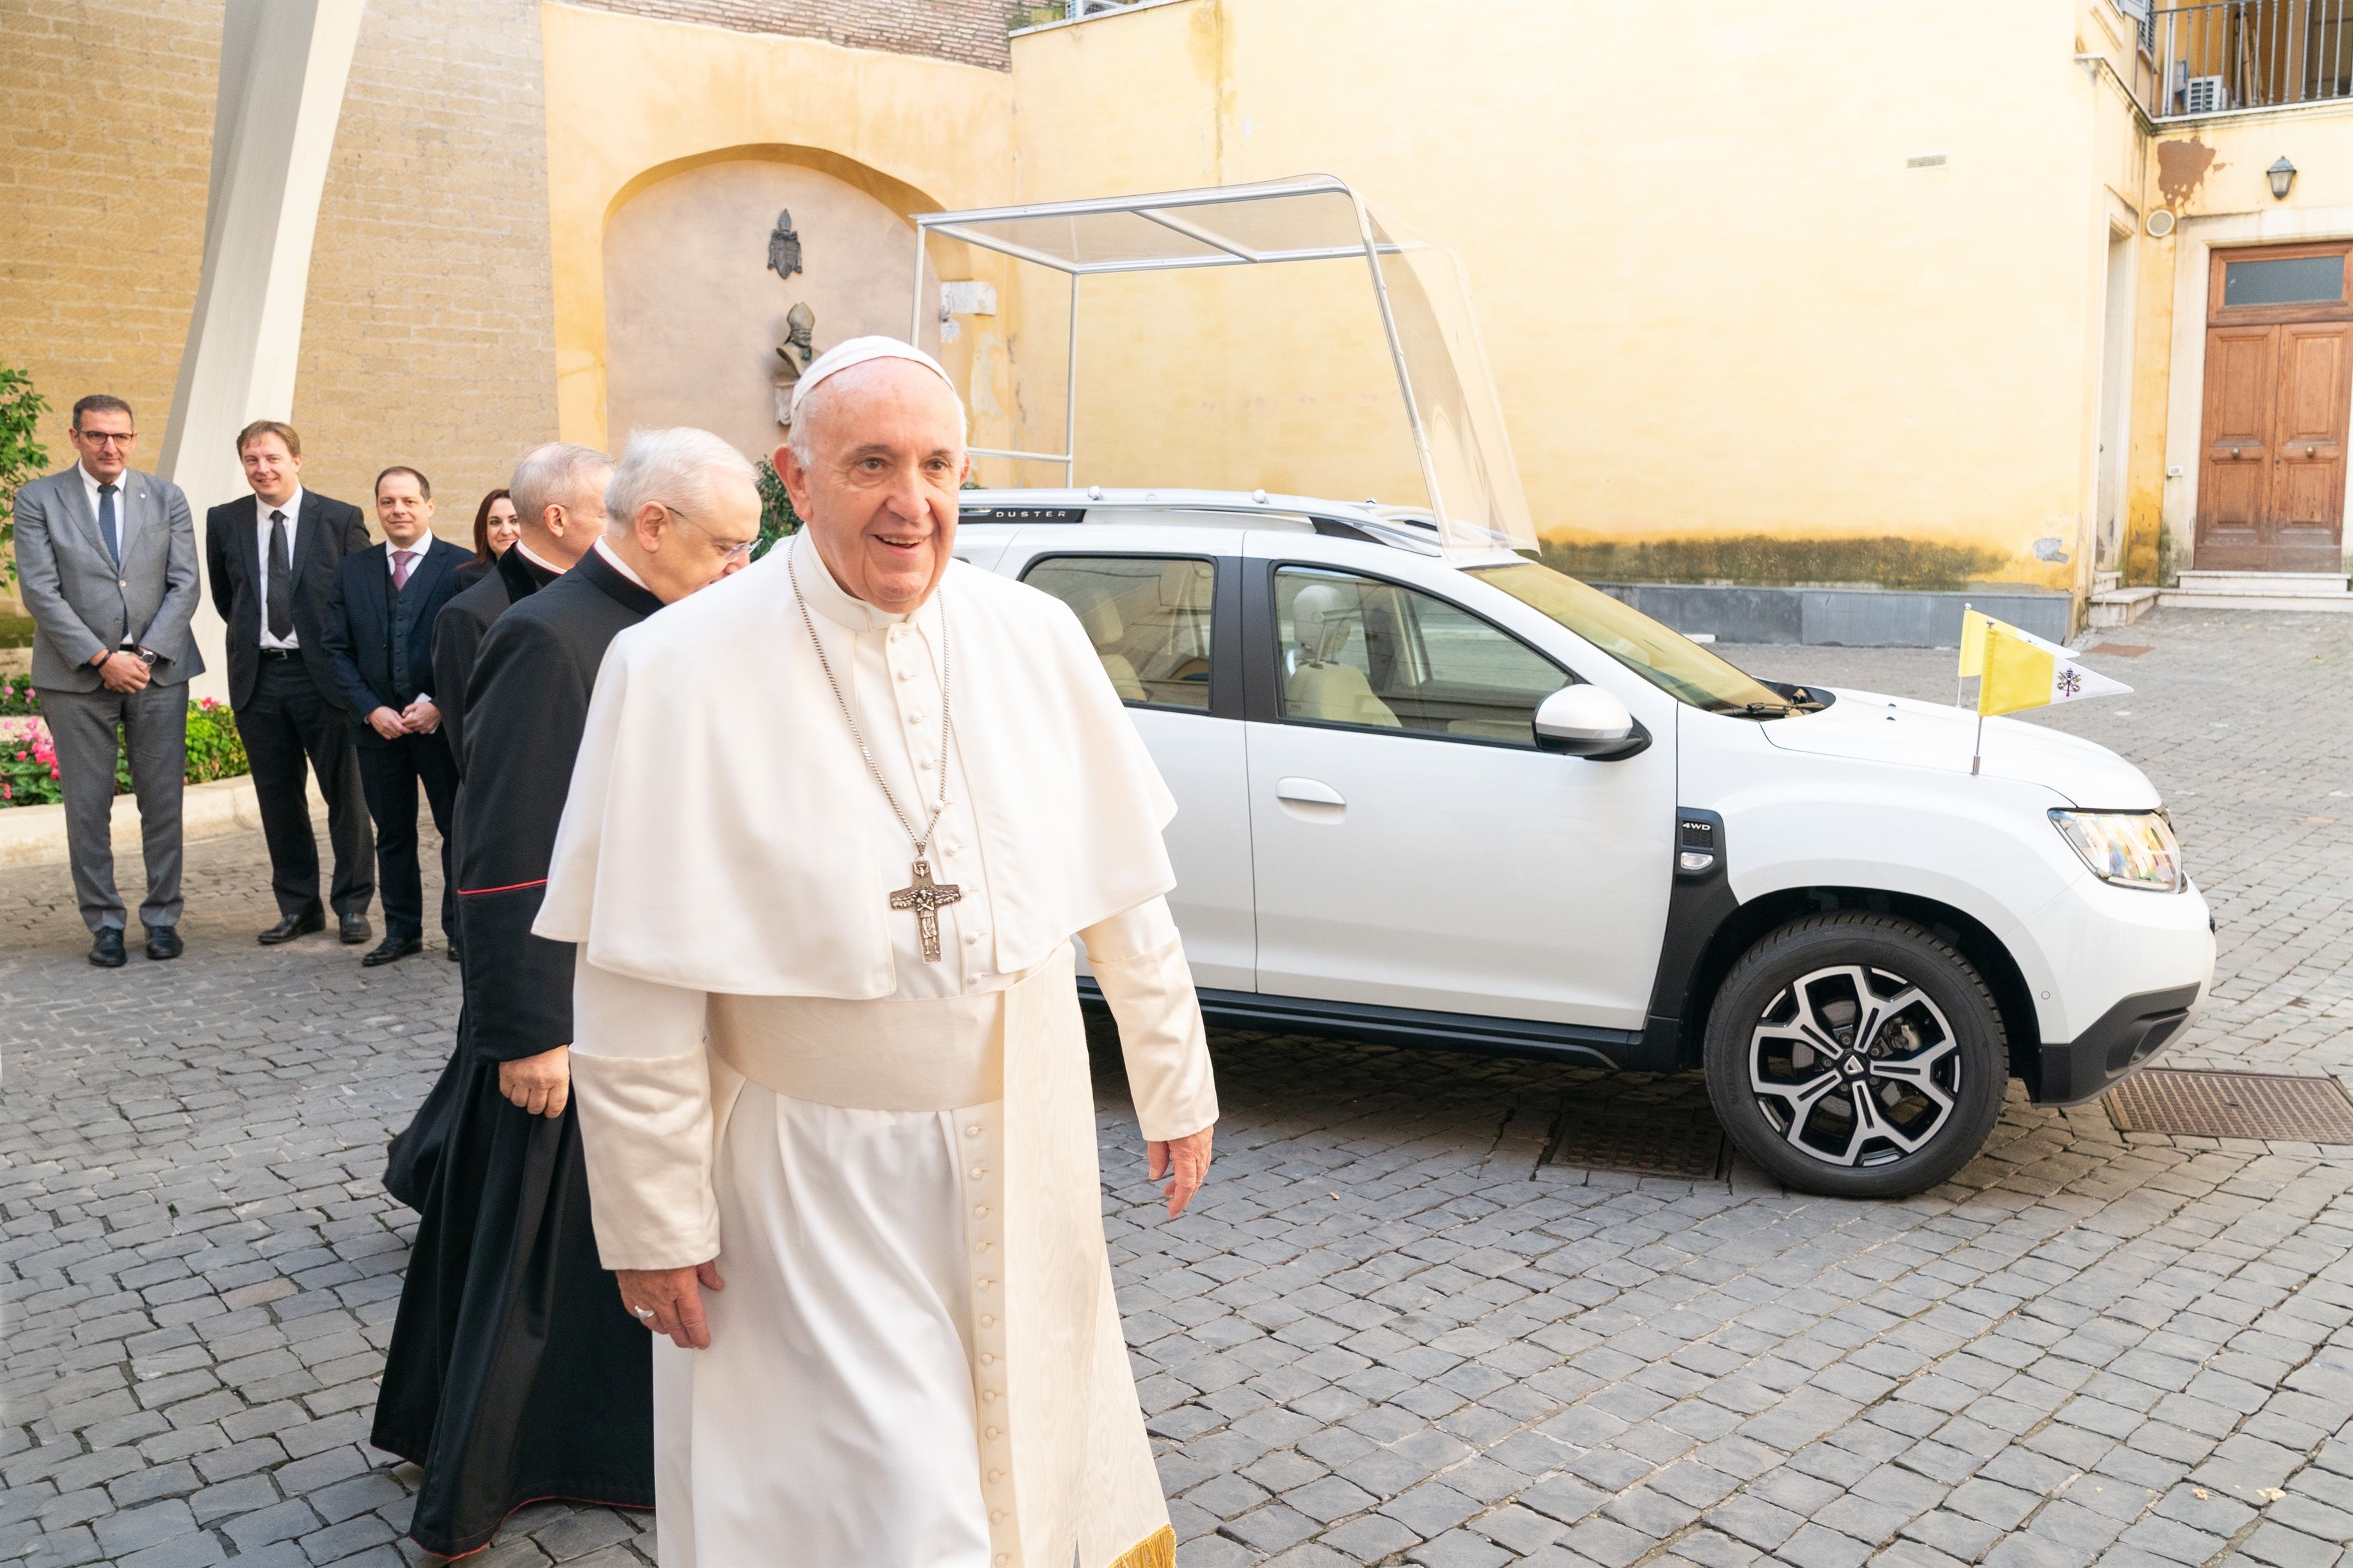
left=266, top=509, right=294, bottom=640
left=98, top=484, right=120, bottom=565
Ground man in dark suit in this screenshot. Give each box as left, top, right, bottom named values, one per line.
left=205, top=420, right=377, bottom=947
left=323, top=466, right=468, bottom=968
left=10, top=394, right=205, bottom=966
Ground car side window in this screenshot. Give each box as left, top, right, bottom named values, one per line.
left=1274, top=566, right=1570, bottom=744
left=1023, top=555, right=1217, bottom=711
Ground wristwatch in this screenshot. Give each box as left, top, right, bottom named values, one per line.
left=135, top=647, right=159, bottom=667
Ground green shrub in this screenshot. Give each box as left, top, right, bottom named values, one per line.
left=753, top=457, right=803, bottom=560
left=0, top=364, right=50, bottom=591
left=185, top=698, right=250, bottom=783
left=0, top=686, right=252, bottom=807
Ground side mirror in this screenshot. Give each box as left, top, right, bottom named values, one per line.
left=1534, top=684, right=1650, bottom=759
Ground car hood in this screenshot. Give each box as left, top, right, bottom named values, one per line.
left=1760, top=688, right=2162, bottom=808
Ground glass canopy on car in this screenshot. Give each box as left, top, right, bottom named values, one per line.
left=913, top=175, right=1536, bottom=557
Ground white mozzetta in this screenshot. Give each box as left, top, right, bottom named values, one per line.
left=536, top=533, right=1179, bottom=993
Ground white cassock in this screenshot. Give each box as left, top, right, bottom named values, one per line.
left=535, top=532, right=1218, bottom=1568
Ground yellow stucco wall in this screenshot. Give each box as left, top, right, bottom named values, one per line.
left=997, top=0, right=2134, bottom=593
left=2130, top=106, right=2353, bottom=581
left=542, top=0, right=2353, bottom=598
left=537, top=1, right=1016, bottom=458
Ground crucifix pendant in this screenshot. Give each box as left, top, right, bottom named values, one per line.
left=889, top=857, right=964, bottom=963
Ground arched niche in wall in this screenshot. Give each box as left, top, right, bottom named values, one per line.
left=601, top=146, right=948, bottom=464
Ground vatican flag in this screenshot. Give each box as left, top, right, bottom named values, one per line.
left=1958, top=606, right=1992, bottom=679
left=1977, top=618, right=2131, bottom=716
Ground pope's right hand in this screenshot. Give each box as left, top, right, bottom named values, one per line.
left=497, top=1045, right=570, bottom=1117
left=619, top=1262, right=726, bottom=1350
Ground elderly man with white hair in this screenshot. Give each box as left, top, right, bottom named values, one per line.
left=539, top=338, right=1219, bottom=1568
left=371, top=427, right=759, bottom=1561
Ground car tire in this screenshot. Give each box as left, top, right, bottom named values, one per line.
left=1704, top=912, right=2006, bottom=1199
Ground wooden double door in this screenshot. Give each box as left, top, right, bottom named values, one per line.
left=2198, top=242, right=2353, bottom=572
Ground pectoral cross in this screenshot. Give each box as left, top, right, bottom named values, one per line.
left=890, top=858, right=964, bottom=963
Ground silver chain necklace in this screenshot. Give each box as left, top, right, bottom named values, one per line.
left=789, top=549, right=966, bottom=962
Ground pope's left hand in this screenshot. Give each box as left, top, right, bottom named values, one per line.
left=1147, top=1126, right=1213, bottom=1218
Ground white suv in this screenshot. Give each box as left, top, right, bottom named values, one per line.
left=957, top=490, right=2216, bottom=1199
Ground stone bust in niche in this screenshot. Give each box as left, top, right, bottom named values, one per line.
left=768, top=207, right=816, bottom=429
left=773, top=301, right=817, bottom=429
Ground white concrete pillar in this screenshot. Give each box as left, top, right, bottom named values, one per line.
left=160, top=0, right=365, bottom=703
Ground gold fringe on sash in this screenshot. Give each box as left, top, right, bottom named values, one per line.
left=1105, top=1525, right=1176, bottom=1568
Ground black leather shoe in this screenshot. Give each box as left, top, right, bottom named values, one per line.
left=89, top=928, right=127, bottom=968
left=144, top=925, right=183, bottom=961
left=445, top=945, right=461, bottom=963
left=363, top=933, right=424, bottom=967
left=259, top=910, right=324, bottom=946
left=340, top=912, right=373, bottom=946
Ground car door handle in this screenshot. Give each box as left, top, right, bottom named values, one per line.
left=1275, top=777, right=1346, bottom=807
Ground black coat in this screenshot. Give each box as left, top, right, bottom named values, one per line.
left=205, top=490, right=372, bottom=710
left=455, top=547, right=660, bottom=1062
left=370, top=546, right=664, bottom=1557
left=429, top=544, right=553, bottom=776
left=321, top=537, right=469, bottom=747
left=381, top=544, right=552, bottom=1212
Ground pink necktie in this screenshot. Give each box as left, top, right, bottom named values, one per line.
left=393, top=550, right=413, bottom=589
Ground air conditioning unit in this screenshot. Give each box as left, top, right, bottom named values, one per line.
left=2183, top=74, right=2230, bottom=113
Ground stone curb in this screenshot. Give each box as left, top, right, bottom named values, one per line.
left=0, top=771, right=325, bottom=870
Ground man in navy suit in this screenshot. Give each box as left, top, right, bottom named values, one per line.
left=205, top=420, right=378, bottom=947
left=323, top=467, right=469, bottom=967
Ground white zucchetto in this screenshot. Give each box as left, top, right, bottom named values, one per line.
left=789, top=336, right=960, bottom=419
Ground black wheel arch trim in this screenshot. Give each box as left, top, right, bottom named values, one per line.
left=1643, top=866, right=2046, bottom=1084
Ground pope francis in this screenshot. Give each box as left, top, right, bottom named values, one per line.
left=537, top=337, right=1219, bottom=1568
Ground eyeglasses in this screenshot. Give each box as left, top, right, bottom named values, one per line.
left=662, top=504, right=756, bottom=561
left=75, top=429, right=136, bottom=446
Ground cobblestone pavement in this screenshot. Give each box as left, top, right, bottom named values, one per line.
left=4, top=608, right=2351, bottom=1568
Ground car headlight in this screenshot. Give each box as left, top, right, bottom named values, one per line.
left=2050, top=809, right=2184, bottom=893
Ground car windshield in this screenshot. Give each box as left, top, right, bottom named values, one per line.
left=1469, top=561, right=1793, bottom=714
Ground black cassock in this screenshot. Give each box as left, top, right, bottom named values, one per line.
left=372, top=546, right=663, bottom=1557
left=382, top=544, right=553, bottom=1211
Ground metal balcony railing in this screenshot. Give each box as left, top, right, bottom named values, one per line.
left=2148, top=0, right=2353, bottom=116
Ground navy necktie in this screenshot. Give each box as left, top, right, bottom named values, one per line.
left=97, top=483, right=120, bottom=565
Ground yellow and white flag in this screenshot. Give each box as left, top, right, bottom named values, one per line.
left=1974, top=615, right=2130, bottom=717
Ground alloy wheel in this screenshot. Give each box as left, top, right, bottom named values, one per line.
left=1747, top=963, right=1963, bottom=1169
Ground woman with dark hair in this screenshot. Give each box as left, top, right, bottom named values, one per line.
left=454, top=489, right=520, bottom=589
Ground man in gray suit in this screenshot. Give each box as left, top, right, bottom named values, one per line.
left=11, top=394, right=206, bottom=967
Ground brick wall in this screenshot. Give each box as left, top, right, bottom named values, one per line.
left=564, top=0, right=1011, bottom=71
left=0, top=0, right=224, bottom=558
left=291, top=0, right=560, bottom=536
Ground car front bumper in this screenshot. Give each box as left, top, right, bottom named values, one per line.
left=2026, top=981, right=2205, bottom=1105
left=2010, top=871, right=2216, bottom=1106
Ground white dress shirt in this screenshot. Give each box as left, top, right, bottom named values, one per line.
left=253, top=487, right=305, bottom=650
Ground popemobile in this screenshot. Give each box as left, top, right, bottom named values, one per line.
left=918, top=178, right=2216, bottom=1199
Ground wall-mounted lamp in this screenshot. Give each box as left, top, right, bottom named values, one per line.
left=2269, top=156, right=2298, bottom=200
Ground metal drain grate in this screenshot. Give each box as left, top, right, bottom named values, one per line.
left=1543, top=1102, right=1726, bottom=1179
left=2106, top=1069, right=2353, bottom=1143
